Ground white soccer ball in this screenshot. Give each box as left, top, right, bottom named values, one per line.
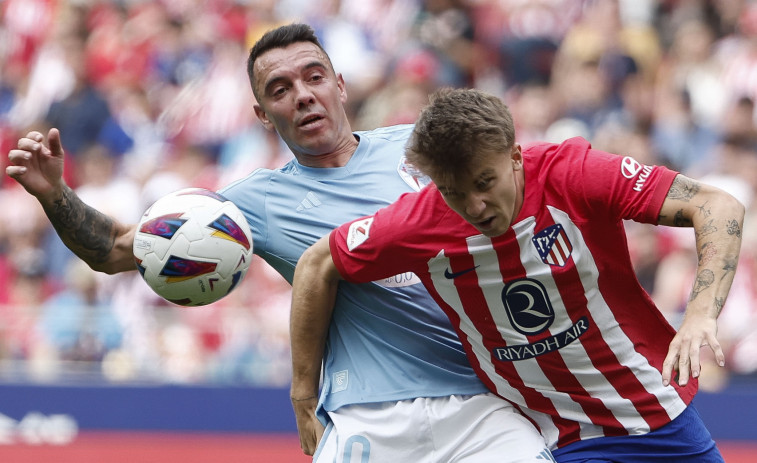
left=133, top=188, right=253, bottom=306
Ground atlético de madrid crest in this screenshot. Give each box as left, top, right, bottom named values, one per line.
left=532, top=224, right=573, bottom=267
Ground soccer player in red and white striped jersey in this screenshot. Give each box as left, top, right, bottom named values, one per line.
left=291, top=88, right=745, bottom=461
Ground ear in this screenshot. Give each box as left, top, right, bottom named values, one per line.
left=254, top=104, right=275, bottom=132
left=510, top=143, right=523, bottom=170
left=336, top=73, right=348, bottom=104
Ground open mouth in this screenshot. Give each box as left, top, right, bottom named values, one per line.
left=299, top=114, right=323, bottom=127
left=477, top=217, right=495, bottom=229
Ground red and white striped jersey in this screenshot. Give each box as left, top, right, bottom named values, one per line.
left=330, top=137, right=693, bottom=449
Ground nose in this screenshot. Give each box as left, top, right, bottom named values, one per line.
left=464, top=193, right=486, bottom=218
left=293, top=81, right=315, bottom=108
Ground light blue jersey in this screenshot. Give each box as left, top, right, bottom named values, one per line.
left=219, top=124, right=486, bottom=420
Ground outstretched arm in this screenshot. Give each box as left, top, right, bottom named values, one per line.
left=289, top=235, right=343, bottom=455
left=6, top=129, right=137, bottom=274
left=657, top=174, right=745, bottom=386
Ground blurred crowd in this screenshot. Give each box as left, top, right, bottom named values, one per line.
left=0, top=0, right=755, bottom=391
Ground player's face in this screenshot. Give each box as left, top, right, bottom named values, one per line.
left=252, top=42, right=355, bottom=167
left=435, top=145, right=524, bottom=237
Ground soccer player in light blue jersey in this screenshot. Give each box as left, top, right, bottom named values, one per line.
left=7, top=24, right=553, bottom=461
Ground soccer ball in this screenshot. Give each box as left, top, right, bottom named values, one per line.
left=133, top=188, right=253, bottom=306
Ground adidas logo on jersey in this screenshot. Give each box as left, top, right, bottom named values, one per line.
left=297, top=191, right=322, bottom=212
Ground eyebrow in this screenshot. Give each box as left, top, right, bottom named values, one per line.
left=476, top=170, right=496, bottom=180
left=437, top=168, right=495, bottom=194
left=262, top=60, right=329, bottom=96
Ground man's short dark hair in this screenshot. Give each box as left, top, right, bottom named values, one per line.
left=247, top=23, right=332, bottom=100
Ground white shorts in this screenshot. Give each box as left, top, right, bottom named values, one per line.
left=313, top=393, right=554, bottom=463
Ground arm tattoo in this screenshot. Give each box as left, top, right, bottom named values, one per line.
left=666, top=176, right=700, bottom=202
left=714, top=297, right=725, bottom=316
left=726, top=219, right=742, bottom=238
left=689, top=269, right=714, bottom=301
left=45, top=185, right=116, bottom=264
left=697, top=242, right=715, bottom=266
left=694, top=219, right=718, bottom=239
left=721, top=257, right=737, bottom=281
left=673, top=209, right=691, bottom=227
left=695, top=201, right=711, bottom=218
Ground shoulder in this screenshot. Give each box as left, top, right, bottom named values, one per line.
left=519, top=137, right=600, bottom=206
left=218, top=167, right=276, bottom=199
left=522, top=137, right=600, bottom=180
left=379, top=184, right=451, bottom=226
left=355, top=124, right=415, bottom=143
left=338, top=186, right=450, bottom=249
left=523, top=137, right=592, bottom=161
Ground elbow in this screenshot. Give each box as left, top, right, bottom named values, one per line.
left=717, top=193, right=746, bottom=247
left=88, top=256, right=136, bottom=275
left=87, top=261, right=110, bottom=274
left=296, top=236, right=342, bottom=284
left=707, top=186, right=746, bottom=224
left=98, top=264, right=129, bottom=275
left=736, top=198, right=746, bottom=222
left=88, top=261, right=121, bottom=275
left=726, top=193, right=746, bottom=224
left=91, top=225, right=138, bottom=275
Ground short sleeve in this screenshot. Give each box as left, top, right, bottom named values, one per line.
left=578, top=147, right=678, bottom=224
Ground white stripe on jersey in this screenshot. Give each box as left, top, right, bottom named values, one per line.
left=552, top=230, right=570, bottom=266
left=509, top=217, right=613, bottom=443
left=514, top=212, right=644, bottom=439
left=425, top=207, right=690, bottom=447
left=427, top=248, right=562, bottom=448
left=548, top=207, right=685, bottom=422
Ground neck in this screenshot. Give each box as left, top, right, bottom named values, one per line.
left=295, top=134, right=359, bottom=168
left=512, top=167, right=526, bottom=219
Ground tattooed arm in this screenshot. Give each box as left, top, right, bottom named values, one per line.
left=7, top=129, right=137, bottom=274
left=657, top=174, right=745, bottom=386
left=43, top=184, right=137, bottom=274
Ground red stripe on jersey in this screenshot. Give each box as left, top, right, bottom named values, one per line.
left=581, top=224, right=675, bottom=425
left=489, top=230, right=584, bottom=444
left=421, top=274, right=547, bottom=434
left=541, top=231, right=648, bottom=436
left=592, top=225, right=697, bottom=422
left=495, top=227, right=628, bottom=443
left=424, top=229, right=582, bottom=443
left=554, top=229, right=571, bottom=263
left=541, top=213, right=682, bottom=444
left=433, top=297, right=547, bottom=436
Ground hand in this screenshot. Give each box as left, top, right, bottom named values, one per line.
left=291, top=396, right=324, bottom=455
left=6, top=128, right=66, bottom=203
left=662, top=313, right=724, bottom=387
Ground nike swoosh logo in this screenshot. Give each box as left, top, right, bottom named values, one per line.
left=444, top=266, right=479, bottom=279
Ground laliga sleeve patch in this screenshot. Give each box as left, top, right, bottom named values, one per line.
left=346, top=218, right=373, bottom=251
left=398, top=156, right=431, bottom=191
